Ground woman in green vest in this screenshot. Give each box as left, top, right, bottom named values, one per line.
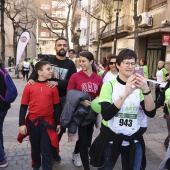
left=139, top=58, right=148, bottom=79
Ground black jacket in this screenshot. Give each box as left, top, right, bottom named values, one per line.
left=89, top=124, right=147, bottom=170
left=0, top=66, right=11, bottom=112
left=156, top=79, right=170, bottom=114
left=29, top=55, right=77, bottom=97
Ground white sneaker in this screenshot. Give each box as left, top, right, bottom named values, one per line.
left=72, top=152, right=82, bottom=167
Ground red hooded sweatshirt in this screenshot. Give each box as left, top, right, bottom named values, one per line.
left=67, top=70, right=102, bottom=99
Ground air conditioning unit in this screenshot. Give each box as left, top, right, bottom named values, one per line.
left=161, top=20, right=170, bottom=26
left=138, top=12, right=153, bottom=27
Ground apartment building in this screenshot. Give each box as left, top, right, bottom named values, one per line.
left=75, top=0, right=170, bottom=78
left=133, top=0, right=170, bottom=78
left=36, top=0, right=69, bottom=56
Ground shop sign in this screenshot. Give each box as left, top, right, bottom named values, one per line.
left=162, top=34, right=170, bottom=46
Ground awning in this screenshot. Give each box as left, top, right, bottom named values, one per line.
left=100, top=41, right=112, bottom=48
left=127, top=27, right=170, bottom=39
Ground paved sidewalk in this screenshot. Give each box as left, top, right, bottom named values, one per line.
left=2, top=72, right=168, bottom=169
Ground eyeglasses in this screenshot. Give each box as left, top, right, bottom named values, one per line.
left=122, top=61, right=136, bottom=67
left=109, top=62, right=116, bottom=65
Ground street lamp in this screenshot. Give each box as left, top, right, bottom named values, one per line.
left=113, top=0, right=123, bottom=55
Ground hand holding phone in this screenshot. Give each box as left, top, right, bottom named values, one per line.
left=134, top=67, right=144, bottom=76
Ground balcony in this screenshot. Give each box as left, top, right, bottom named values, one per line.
left=100, top=15, right=133, bottom=41
left=90, top=31, right=98, bottom=42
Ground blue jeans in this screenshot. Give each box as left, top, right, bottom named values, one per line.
left=0, top=111, right=7, bottom=161
left=98, top=142, right=143, bottom=170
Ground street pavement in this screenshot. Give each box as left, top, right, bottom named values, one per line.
left=3, top=71, right=168, bottom=170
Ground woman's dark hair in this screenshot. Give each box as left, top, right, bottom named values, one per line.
left=101, top=57, right=107, bottom=67
left=107, top=55, right=117, bottom=71
left=140, top=58, right=147, bottom=66
left=24, top=58, right=28, bottom=62
left=116, top=49, right=137, bottom=66
left=34, top=61, right=51, bottom=74
left=79, top=51, right=97, bottom=73
left=102, top=54, right=112, bottom=67
left=69, top=49, right=75, bottom=54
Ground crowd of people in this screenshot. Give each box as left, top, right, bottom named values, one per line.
left=1, top=37, right=170, bottom=170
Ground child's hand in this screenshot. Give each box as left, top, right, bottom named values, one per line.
left=19, top=125, right=27, bottom=135
left=27, top=79, right=35, bottom=85
left=56, top=125, right=61, bottom=134
left=80, top=100, right=91, bottom=107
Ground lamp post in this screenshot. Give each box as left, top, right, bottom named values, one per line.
left=133, top=0, right=139, bottom=55
left=113, top=0, right=123, bottom=55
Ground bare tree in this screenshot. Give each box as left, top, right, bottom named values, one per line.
left=37, top=0, right=74, bottom=48
left=5, top=0, right=37, bottom=64
left=82, top=1, right=113, bottom=60
left=1, top=0, right=5, bottom=64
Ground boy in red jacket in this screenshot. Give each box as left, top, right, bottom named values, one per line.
left=18, top=61, right=61, bottom=170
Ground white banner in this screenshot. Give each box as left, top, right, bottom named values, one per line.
left=16, top=31, right=30, bottom=65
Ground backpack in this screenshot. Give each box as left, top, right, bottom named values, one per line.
left=0, top=69, right=18, bottom=103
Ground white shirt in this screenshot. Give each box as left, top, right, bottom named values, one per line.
left=103, top=71, right=117, bottom=83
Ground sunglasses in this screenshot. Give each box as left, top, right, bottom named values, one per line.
left=109, top=62, right=116, bottom=65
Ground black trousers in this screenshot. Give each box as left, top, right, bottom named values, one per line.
left=52, top=96, right=66, bottom=159
left=74, top=122, right=95, bottom=170
left=28, top=120, right=52, bottom=170
left=22, top=71, right=29, bottom=80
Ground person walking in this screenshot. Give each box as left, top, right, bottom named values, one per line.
left=98, top=55, right=118, bottom=83
left=89, top=49, right=156, bottom=170
left=18, top=61, right=61, bottom=170
left=0, top=57, right=10, bottom=168
left=8, top=56, right=12, bottom=72
left=22, top=58, right=30, bottom=81
left=156, top=79, right=170, bottom=148
left=68, top=49, right=76, bottom=63
left=154, top=60, right=169, bottom=102
left=139, top=58, right=149, bottom=78
left=28, top=37, right=77, bottom=163
left=67, top=51, right=102, bottom=169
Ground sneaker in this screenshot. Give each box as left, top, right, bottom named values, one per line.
left=72, top=152, right=82, bottom=167
left=53, top=154, right=61, bottom=164
left=0, top=159, right=8, bottom=168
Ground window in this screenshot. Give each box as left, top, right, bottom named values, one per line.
left=41, top=23, right=50, bottom=28
left=149, top=0, right=167, bottom=9
left=84, top=29, right=86, bottom=36
left=51, top=11, right=66, bottom=18
left=77, top=0, right=81, bottom=7
left=52, top=1, right=66, bottom=8
left=40, top=32, right=50, bottom=37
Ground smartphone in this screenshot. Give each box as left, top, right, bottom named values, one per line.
left=135, top=67, right=144, bottom=76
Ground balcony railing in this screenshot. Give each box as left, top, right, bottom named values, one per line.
left=99, top=15, right=132, bottom=39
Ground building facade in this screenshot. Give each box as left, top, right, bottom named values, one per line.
left=73, top=0, right=170, bottom=78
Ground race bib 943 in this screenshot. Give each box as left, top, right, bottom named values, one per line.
left=113, top=113, right=138, bottom=132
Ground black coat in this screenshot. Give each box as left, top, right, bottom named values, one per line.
left=89, top=124, right=147, bottom=170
